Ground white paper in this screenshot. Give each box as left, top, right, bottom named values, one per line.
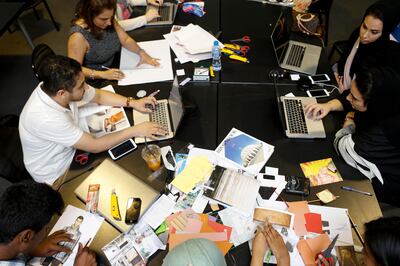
left=118, top=39, right=174, bottom=85
left=264, top=166, right=279, bottom=176
left=256, top=174, right=287, bottom=202
left=141, top=194, right=176, bottom=230
left=29, top=205, right=104, bottom=266
left=176, top=69, right=185, bottom=76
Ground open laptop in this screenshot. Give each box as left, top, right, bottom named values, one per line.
left=270, top=12, right=322, bottom=75
left=146, top=2, right=178, bottom=26
left=274, top=84, right=325, bottom=139
left=133, top=77, right=183, bottom=144
left=74, top=159, right=159, bottom=232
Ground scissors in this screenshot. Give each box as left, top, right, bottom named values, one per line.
left=316, top=234, right=339, bottom=264
left=75, top=152, right=90, bottom=165
left=230, top=35, right=251, bottom=43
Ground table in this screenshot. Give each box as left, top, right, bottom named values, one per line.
left=59, top=0, right=382, bottom=265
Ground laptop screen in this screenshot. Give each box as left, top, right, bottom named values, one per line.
left=168, top=77, right=184, bottom=131
left=270, top=13, right=290, bottom=65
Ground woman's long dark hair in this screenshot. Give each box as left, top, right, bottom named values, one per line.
left=73, top=0, right=117, bottom=39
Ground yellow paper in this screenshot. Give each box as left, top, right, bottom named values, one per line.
left=171, top=156, right=213, bottom=193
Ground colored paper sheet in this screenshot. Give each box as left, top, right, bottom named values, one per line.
left=297, top=234, right=330, bottom=265
left=304, top=212, right=323, bottom=234
left=169, top=231, right=228, bottom=248
left=170, top=156, right=213, bottom=193
left=288, top=201, right=310, bottom=237
left=182, top=218, right=203, bottom=233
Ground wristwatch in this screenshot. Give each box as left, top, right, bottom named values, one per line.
left=126, top=97, right=134, bottom=107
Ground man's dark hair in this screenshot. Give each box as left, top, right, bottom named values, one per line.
left=77, top=216, right=84, bottom=220
left=0, top=181, right=64, bottom=244
left=354, top=66, right=375, bottom=106
left=39, top=55, right=82, bottom=96
left=365, top=217, right=400, bottom=266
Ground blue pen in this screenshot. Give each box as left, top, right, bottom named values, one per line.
left=341, top=186, right=373, bottom=196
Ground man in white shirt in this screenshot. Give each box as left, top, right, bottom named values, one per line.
left=19, top=55, right=166, bottom=188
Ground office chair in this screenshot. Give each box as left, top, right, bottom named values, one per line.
left=309, top=0, right=334, bottom=46
left=31, top=43, right=55, bottom=81
left=328, top=40, right=348, bottom=64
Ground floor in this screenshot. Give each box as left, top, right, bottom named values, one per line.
left=1, top=0, right=399, bottom=217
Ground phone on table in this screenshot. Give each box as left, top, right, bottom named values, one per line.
left=108, top=139, right=137, bottom=160
left=308, top=74, right=330, bottom=84
left=306, top=89, right=330, bottom=98
left=125, top=197, right=141, bottom=224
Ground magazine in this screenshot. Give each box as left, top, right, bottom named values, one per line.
left=79, top=85, right=130, bottom=138
left=300, top=158, right=343, bottom=187
left=215, top=128, right=274, bottom=176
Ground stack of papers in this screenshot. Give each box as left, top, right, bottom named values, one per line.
left=166, top=209, right=233, bottom=255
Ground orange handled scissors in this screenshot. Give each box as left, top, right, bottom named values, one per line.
left=230, top=36, right=251, bottom=43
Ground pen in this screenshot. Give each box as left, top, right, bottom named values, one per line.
left=149, top=90, right=160, bottom=97
left=101, top=65, right=110, bottom=70
left=84, top=238, right=91, bottom=248
left=341, top=186, right=373, bottom=196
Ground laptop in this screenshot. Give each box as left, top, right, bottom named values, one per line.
left=133, top=77, right=184, bottom=144
left=274, top=85, right=325, bottom=139
left=74, top=159, right=159, bottom=232
left=270, top=12, right=322, bottom=75
left=146, top=2, right=178, bottom=26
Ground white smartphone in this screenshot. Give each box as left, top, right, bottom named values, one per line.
left=108, top=139, right=137, bottom=160
left=306, top=89, right=329, bottom=98
left=308, top=74, right=330, bottom=84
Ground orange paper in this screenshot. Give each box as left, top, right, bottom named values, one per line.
left=297, top=234, right=331, bottom=265
left=288, top=201, right=310, bottom=236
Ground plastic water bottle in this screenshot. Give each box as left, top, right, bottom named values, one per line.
left=211, top=40, right=221, bottom=71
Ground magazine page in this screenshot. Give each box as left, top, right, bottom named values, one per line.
left=215, top=128, right=275, bottom=176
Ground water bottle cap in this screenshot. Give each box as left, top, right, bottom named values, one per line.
left=213, top=40, right=218, bottom=46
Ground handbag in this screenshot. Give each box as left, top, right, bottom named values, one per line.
left=291, top=11, right=321, bottom=36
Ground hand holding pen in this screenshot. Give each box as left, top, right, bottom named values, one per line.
left=132, top=90, right=159, bottom=113
left=101, top=66, right=125, bottom=81
left=74, top=238, right=96, bottom=266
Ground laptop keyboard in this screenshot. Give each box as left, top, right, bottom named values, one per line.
left=149, top=102, right=170, bottom=131
left=283, top=98, right=308, bottom=134
left=286, top=44, right=306, bottom=67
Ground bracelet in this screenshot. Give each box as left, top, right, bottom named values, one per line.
left=126, top=97, right=134, bottom=107
left=89, top=69, right=95, bottom=80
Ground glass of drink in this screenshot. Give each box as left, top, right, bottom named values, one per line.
left=141, top=144, right=161, bottom=171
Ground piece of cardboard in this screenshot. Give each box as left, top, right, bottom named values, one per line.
left=297, top=234, right=330, bottom=265
left=304, top=212, right=323, bottom=234
left=288, top=201, right=310, bottom=236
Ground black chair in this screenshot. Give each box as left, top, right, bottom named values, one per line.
left=31, top=43, right=55, bottom=81
left=328, top=40, right=348, bottom=63
left=309, top=0, right=334, bottom=46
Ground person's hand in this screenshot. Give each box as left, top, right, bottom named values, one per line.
left=29, top=230, right=73, bottom=257
left=130, top=96, right=158, bottom=113
left=145, top=7, right=160, bottom=22
left=137, top=50, right=160, bottom=67
left=343, top=111, right=355, bottom=128
left=334, top=73, right=345, bottom=92
left=74, top=243, right=97, bottom=266
left=133, top=122, right=167, bottom=138
left=304, top=102, right=331, bottom=120
left=262, top=223, right=289, bottom=264
left=316, top=254, right=336, bottom=266
left=100, top=68, right=125, bottom=80
left=250, top=228, right=269, bottom=266
left=147, top=0, right=163, bottom=6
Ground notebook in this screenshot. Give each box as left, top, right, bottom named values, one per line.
left=74, top=159, right=159, bottom=232
left=271, top=12, right=322, bottom=75
left=146, top=2, right=178, bottom=26
left=133, top=77, right=184, bottom=144
left=275, top=86, right=325, bottom=139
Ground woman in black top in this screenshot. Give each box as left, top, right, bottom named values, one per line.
left=305, top=66, right=400, bottom=205
left=334, top=0, right=400, bottom=92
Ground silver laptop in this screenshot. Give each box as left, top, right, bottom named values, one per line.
left=133, top=77, right=183, bottom=144
left=74, top=159, right=159, bottom=232
left=271, top=12, right=322, bottom=75
left=146, top=2, right=178, bottom=26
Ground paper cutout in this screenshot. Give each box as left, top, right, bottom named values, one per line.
left=297, top=234, right=330, bottom=265
left=304, top=213, right=323, bottom=234
left=316, top=189, right=337, bottom=204
left=253, top=207, right=294, bottom=229
left=288, top=201, right=310, bottom=237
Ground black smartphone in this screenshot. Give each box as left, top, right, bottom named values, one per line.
left=125, top=197, right=141, bottom=224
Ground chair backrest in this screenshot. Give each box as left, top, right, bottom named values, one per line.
left=31, top=43, right=55, bottom=81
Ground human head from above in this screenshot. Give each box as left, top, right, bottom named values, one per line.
left=359, top=0, right=400, bottom=45
left=363, top=216, right=400, bottom=266
left=348, top=66, right=400, bottom=115
left=39, top=55, right=87, bottom=102
left=0, top=181, right=64, bottom=256
left=76, top=0, right=117, bottom=37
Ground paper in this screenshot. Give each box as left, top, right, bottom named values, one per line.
left=288, top=201, right=310, bottom=237
left=316, top=189, right=337, bottom=204
left=29, top=205, right=104, bottom=266
left=256, top=174, right=287, bottom=202
left=304, top=213, right=323, bottom=234
left=300, top=158, right=343, bottom=187
left=118, top=39, right=173, bottom=85
left=176, top=69, right=185, bottom=76
left=297, top=234, right=330, bottom=265
left=141, top=194, right=176, bottom=230
left=264, top=166, right=279, bottom=176
left=164, top=33, right=211, bottom=64
left=253, top=207, right=294, bottom=229
left=170, top=156, right=213, bottom=193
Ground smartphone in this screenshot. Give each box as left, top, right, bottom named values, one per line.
left=306, top=89, right=329, bottom=98
left=125, top=197, right=141, bottom=224
left=108, top=139, right=137, bottom=160
left=308, top=74, right=330, bottom=84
